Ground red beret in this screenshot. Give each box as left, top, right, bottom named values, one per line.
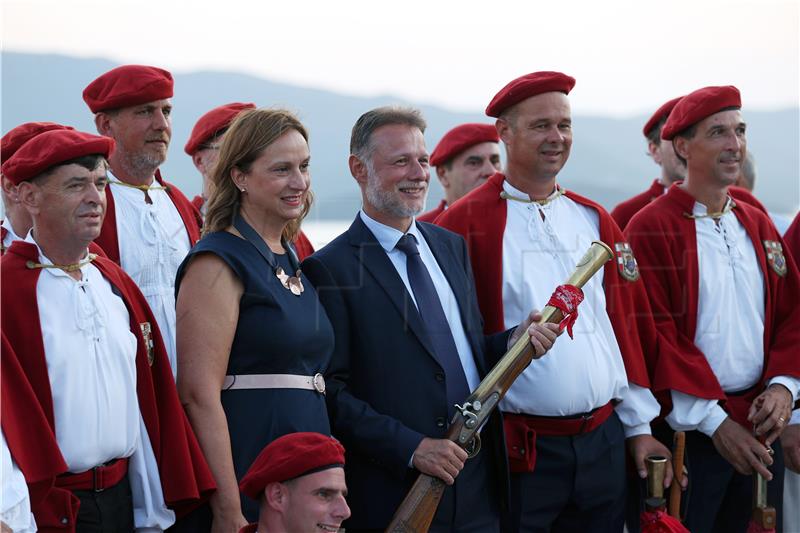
left=486, top=71, right=576, bottom=118
left=642, top=96, right=683, bottom=138
left=239, top=433, right=345, bottom=501
left=661, top=86, right=741, bottom=141
left=83, top=65, right=174, bottom=113
left=184, top=102, right=256, bottom=156
left=430, top=123, right=499, bottom=166
left=2, top=122, right=74, bottom=163
left=1, top=129, right=114, bottom=185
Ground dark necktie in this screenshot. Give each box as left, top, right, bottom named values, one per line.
left=395, top=233, right=471, bottom=415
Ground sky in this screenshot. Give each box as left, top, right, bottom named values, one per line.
left=2, top=0, right=799, bottom=117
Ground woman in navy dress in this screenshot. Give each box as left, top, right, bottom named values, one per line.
left=174, top=108, right=334, bottom=532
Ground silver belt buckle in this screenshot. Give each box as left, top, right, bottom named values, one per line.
left=312, top=373, right=326, bottom=395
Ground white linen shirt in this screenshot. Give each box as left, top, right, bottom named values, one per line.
left=1, top=432, right=36, bottom=533
left=667, top=201, right=800, bottom=436
left=29, top=234, right=175, bottom=530
left=110, top=172, right=191, bottom=377
left=498, top=180, right=660, bottom=437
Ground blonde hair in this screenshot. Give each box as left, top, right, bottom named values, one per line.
left=203, top=108, right=312, bottom=242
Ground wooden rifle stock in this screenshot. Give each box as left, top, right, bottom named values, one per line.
left=668, top=431, right=685, bottom=518
left=385, top=241, right=613, bottom=533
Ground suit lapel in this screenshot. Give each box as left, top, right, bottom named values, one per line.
left=346, top=217, right=439, bottom=363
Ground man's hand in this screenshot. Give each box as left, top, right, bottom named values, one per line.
left=712, top=417, right=774, bottom=479
left=412, top=437, right=468, bottom=485
left=627, top=434, right=687, bottom=490
left=748, top=384, right=794, bottom=445
left=508, top=310, right=561, bottom=358
left=781, top=423, right=800, bottom=473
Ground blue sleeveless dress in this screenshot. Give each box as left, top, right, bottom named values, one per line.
left=174, top=231, right=334, bottom=523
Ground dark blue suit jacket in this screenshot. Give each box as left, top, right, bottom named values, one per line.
left=302, top=216, right=510, bottom=530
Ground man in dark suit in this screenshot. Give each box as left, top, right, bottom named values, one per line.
left=302, top=106, right=560, bottom=532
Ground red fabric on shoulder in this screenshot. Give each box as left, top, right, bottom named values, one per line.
left=294, top=230, right=315, bottom=261
left=611, top=179, right=664, bottom=230
left=729, top=186, right=768, bottom=215
left=157, top=170, right=202, bottom=246
left=95, top=185, right=121, bottom=263
left=191, top=195, right=204, bottom=213
left=1, top=225, right=7, bottom=255
left=785, top=213, right=800, bottom=261
left=418, top=199, right=447, bottom=223
left=436, top=173, right=507, bottom=334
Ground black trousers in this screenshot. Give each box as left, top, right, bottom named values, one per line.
left=346, top=446, right=500, bottom=533
left=429, top=444, right=500, bottom=533
left=509, top=412, right=627, bottom=533
left=681, top=430, right=784, bottom=533
left=72, top=473, right=134, bottom=533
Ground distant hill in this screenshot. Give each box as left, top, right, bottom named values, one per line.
left=2, top=51, right=798, bottom=218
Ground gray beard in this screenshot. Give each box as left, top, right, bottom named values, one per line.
left=365, top=169, right=424, bottom=219
left=119, top=150, right=166, bottom=179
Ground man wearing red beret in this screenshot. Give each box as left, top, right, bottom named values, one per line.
left=437, top=71, right=676, bottom=532
left=1, top=122, right=74, bottom=254
left=83, top=64, right=202, bottom=377
left=610, top=96, right=775, bottom=233
left=183, top=102, right=316, bottom=259
left=0, top=128, right=214, bottom=532
left=184, top=102, right=256, bottom=218
left=236, top=432, right=350, bottom=533
left=625, top=85, right=800, bottom=532
left=610, top=97, right=686, bottom=230
left=418, top=123, right=501, bottom=223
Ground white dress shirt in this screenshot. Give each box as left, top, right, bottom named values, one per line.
left=1, top=432, right=36, bottom=533
left=29, top=234, right=175, bottom=530
left=110, top=172, right=191, bottom=377
left=359, top=211, right=482, bottom=392
left=2, top=218, right=22, bottom=251
left=498, top=180, right=660, bottom=437
left=667, top=201, right=800, bottom=436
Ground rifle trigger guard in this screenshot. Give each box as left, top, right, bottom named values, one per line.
left=464, top=434, right=481, bottom=458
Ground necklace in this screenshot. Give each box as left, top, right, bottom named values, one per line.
left=110, top=179, right=168, bottom=192
left=500, top=185, right=563, bottom=206
left=233, top=214, right=304, bottom=296
left=111, top=179, right=168, bottom=205
left=683, top=197, right=736, bottom=220
left=26, top=253, right=97, bottom=272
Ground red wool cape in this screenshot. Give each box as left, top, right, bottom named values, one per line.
left=95, top=170, right=202, bottom=264
left=1, top=333, right=79, bottom=531
left=1, top=241, right=215, bottom=531
left=625, top=185, right=800, bottom=424
left=435, top=172, right=651, bottom=388
left=611, top=180, right=768, bottom=232
left=418, top=199, right=447, bottom=223
left=611, top=179, right=665, bottom=230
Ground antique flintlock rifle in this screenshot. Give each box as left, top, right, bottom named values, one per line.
left=385, top=241, right=614, bottom=533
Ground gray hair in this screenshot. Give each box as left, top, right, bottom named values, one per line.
left=350, top=106, right=426, bottom=163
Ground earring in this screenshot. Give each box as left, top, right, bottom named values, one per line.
left=239, top=187, right=247, bottom=193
